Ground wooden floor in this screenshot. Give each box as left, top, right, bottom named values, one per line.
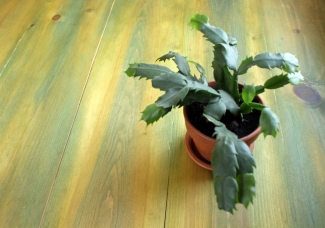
left=1, top=0, right=325, bottom=227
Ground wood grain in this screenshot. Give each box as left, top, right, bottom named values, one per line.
left=0, top=0, right=325, bottom=227
left=0, top=0, right=115, bottom=226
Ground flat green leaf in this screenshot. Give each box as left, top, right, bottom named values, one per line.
left=248, top=102, right=265, bottom=110
left=236, top=56, right=253, bottom=75
left=188, top=13, right=209, bottom=30
left=259, top=107, right=280, bottom=137
left=125, top=63, right=172, bottom=79
left=140, top=104, right=164, bottom=125
left=212, top=137, right=238, bottom=177
left=207, top=120, right=255, bottom=175
left=253, top=52, right=283, bottom=69
left=205, top=115, right=256, bottom=212
left=156, top=86, right=189, bottom=108
left=197, top=21, right=228, bottom=44
left=214, top=176, right=238, bottom=213
left=156, top=52, right=175, bottom=62
left=220, top=43, right=238, bottom=71
left=264, top=74, right=289, bottom=89
left=211, top=136, right=238, bottom=177
left=205, top=118, right=255, bottom=174
left=189, top=13, right=239, bottom=76
left=237, top=52, right=300, bottom=75
left=173, top=53, right=191, bottom=76
left=212, top=44, right=238, bottom=73
left=219, top=90, right=240, bottom=116
left=236, top=174, right=256, bottom=208
left=153, top=72, right=218, bottom=101
left=255, top=85, right=265, bottom=94
left=187, top=60, right=207, bottom=85
left=213, top=125, right=238, bottom=139
left=213, top=45, right=227, bottom=66
left=186, top=80, right=220, bottom=97
left=239, top=102, right=252, bottom=114
left=177, top=82, right=220, bottom=107
left=242, top=84, right=256, bottom=103
left=161, top=106, right=172, bottom=117
left=228, top=35, right=237, bottom=45
left=216, top=66, right=240, bottom=102
left=205, top=118, right=256, bottom=213
left=203, top=114, right=223, bottom=127
left=152, top=73, right=187, bottom=91
left=125, top=63, right=137, bottom=76
left=204, top=98, right=226, bottom=120
left=157, top=51, right=192, bottom=77
left=237, top=56, right=254, bottom=75
left=198, top=74, right=208, bottom=85
left=179, top=90, right=213, bottom=105
left=203, top=114, right=237, bottom=139
left=212, top=61, right=225, bottom=92
left=234, top=140, right=256, bottom=174
left=201, top=27, right=228, bottom=45
left=288, top=71, right=304, bottom=85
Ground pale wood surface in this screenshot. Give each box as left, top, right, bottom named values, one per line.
left=0, top=0, right=325, bottom=227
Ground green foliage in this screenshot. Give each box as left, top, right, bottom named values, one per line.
left=156, top=86, right=189, bottom=108
left=264, top=74, right=289, bottom=89
left=237, top=52, right=299, bottom=75
left=239, top=102, right=252, bottom=114
left=214, top=176, right=238, bottom=213
left=126, top=13, right=304, bottom=214
left=236, top=174, right=256, bottom=208
left=219, top=90, right=240, bottom=116
left=242, top=84, right=256, bottom=103
left=255, top=85, right=265, bottom=94
left=204, top=98, right=227, bottom=120
left=187, top=60, right=208, bottom=85
left=140, top=104, right=171, bottom=125
left=127, top=55, right=222, bottom=124
left=156, top=52, right=198, bottom=82
left=212, top=136, right=239, bottom=177
left=151, top=73, right=187, bottom=91
left=125, top=63, right=172, bottom=79
left=260, top=107, right=280, bottom=137
left=248, top=102, right=265, bottom=110
left=220, top=66, right=240, bottom=103
left=205, top=114, right=256, bottom=212
left=188, top=13, right=209, bottom=30
left=189, top=14, right=228, bottom=44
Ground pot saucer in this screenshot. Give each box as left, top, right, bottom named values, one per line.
left=185, top=133, right=212, bottom=170
left=185, top=133, right=255, bottom=171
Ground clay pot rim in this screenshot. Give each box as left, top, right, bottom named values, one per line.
left=184, top=132, right=256, bottom=170
left=183, top=81, right=265, bottom=142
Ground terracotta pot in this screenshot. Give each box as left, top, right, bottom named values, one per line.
left=183, top=81, right=264, bottom=168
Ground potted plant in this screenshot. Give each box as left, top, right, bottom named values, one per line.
left=125, top=13, right=304, bottom=213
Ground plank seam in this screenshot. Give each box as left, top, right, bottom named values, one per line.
left=38, top=0, right=117, bottom=227
left=163, top=144, right=172, bottom=228
left=163, top=175, right=170, bottom=228
left=0, top=31, right=27, bottom=78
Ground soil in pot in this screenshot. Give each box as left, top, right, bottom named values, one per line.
left=187, top=102, right=261, bottom=139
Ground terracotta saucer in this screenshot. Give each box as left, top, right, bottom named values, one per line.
left=185, top=133, right=212, bottom=170
left=185, top=133, right=255, bottom=171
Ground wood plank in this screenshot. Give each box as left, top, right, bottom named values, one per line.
left=251, top=1, right=325, bottom=227
left=1, top=0, right=325, bottom=227
left=42, top=0, right=325, bottom=227
left=166, top=0, right=325, bottom=227
left=40, top=0, right=220, bottom=227
left=0, top=0, right=115, bottom=226
left=0, top=0, right=44, bottom=67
